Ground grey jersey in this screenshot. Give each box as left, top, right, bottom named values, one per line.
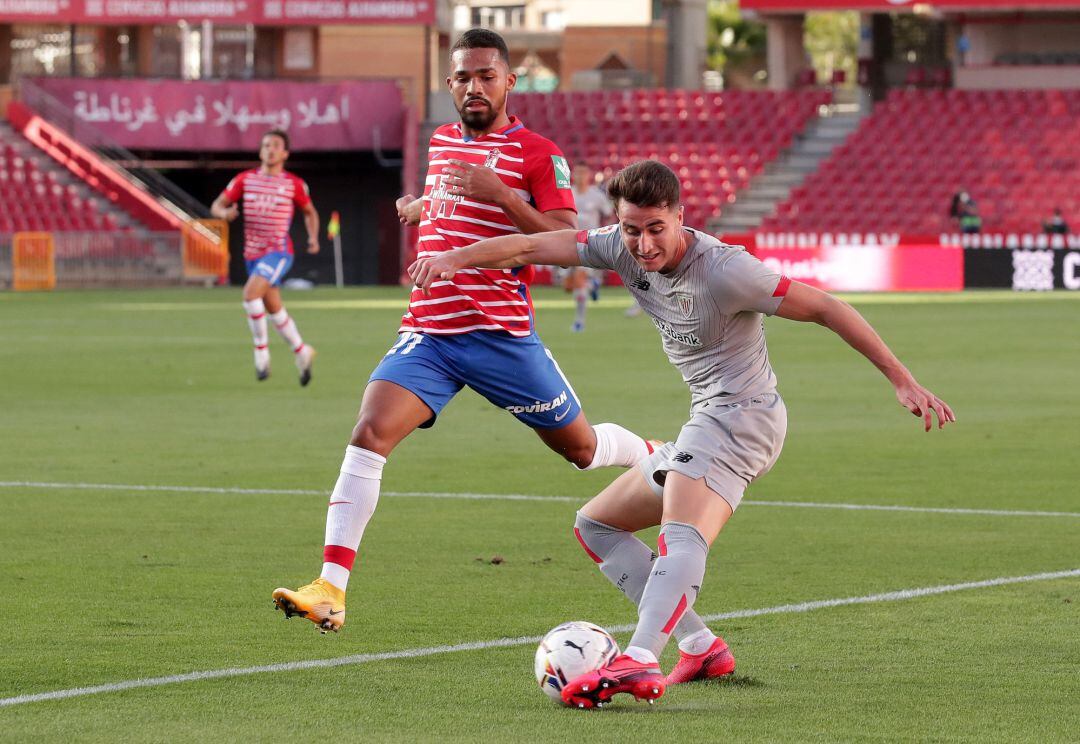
left=577, top=226, right=788, bottom=408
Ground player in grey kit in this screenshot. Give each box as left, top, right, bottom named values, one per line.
left=408, top=160, right=956, bottom=708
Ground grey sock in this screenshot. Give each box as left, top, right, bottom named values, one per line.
left=627, top=521, right=709, bottom=658
left=574, top=512, right=708, bottom=641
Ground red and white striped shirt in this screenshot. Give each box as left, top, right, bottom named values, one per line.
left=223, top=169, right=311, bottom=261
left=401, top=117, right=576, bottom=337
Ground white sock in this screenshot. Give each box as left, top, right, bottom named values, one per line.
left=270, top=308, right=305, bottom=354
left=678, top=627, right=718, bottom=655
left=624, top=645, right=659, bottom=665
left=319, top=446, right=386, bottom=591
left=579, top=422, right=652, bottom=470
left=243, top=298, right=268, bottom=351
left=573, top=287, right=587, bottom=327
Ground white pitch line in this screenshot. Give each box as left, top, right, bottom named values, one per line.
left=1, top=568, right=1076, bottom=709
left=740, top=500, right=1080, bottom=519
left=1, top=481, right=1079, bottom=518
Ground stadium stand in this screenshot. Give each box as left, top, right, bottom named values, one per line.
left=511, top=89, right=831, bottom=228
left=0, top=122, right=126, bottom=234
left=761, top=89, right=1080, bottom=235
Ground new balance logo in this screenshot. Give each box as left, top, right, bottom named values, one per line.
left=673, top=452, right=694, bottom=463
left=631, top=277, right=650, bottom=291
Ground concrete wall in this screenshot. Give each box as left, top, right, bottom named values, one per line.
left=955, top=65, right=1080, bottom=90
left=563, top=0, right=653, bottom=27
left=561, top=25, right=666, bottom=89
left=318, top=25, right=427, bottom=112
left=961, top=18, right=1080, bottom=66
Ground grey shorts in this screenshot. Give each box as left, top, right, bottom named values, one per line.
left=637, top=392, right=788, bottom=511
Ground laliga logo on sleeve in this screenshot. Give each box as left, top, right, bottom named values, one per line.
left=552, top=155, right=571, bottom=189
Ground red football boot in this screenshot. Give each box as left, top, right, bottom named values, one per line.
left=665, top=636, right=736, bottom=684
left=560, top=654, right=666, bottom=709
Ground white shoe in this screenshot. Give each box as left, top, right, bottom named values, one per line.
left=254, top=347, right=270, bottom=381
left=295, top=344, right=316, bottom=387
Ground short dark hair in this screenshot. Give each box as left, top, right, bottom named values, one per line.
left=262, top=129, right=290, bottom=151
left=450, top=28, right=510, bottom=65
left=607, top=160, right=680, bottom=210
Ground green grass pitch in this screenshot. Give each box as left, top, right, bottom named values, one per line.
left=0, top=286, right=1077, bottom=742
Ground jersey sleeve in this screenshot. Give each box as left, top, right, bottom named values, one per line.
left=523, top=136, right=576, bottom=214
left=292, top=176, right=312, bottom=208
left=575, top=225, right=621, bottom=270
left=222, top=172, right=246, bottom=203
left=710, top=249, right=790, bottom=316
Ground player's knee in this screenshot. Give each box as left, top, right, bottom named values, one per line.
left=350, top=417, right=392, bottom=455
left=561, top=442, right=595, bottom=470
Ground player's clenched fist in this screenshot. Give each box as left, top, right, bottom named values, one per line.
left=408, top=253, right=462, bottom=294
left=397, top=195, right=422, bottom=226
left=442, top=159, right=510, bottom=204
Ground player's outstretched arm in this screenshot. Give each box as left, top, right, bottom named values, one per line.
left=775, top=281, right=956, bottom=432
left=408, top=229, right=581, bottom=293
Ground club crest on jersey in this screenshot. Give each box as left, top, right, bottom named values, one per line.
left=677, top=293, right=694, bottom=319
left=483, top=148, right=502, bottom=169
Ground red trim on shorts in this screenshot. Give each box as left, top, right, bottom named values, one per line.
left=575, top=229, right=588, bottom=245
left=658, top=533, right=668, bottom=556
left=574, top=528, right=603, bottom=564
left=644, top=439, right=654, bottom=455
left=323, top=544, right=357, bottom=571
left=772, top=276, right=792, bottom=298
left=662, top=594, right=688, bottom=634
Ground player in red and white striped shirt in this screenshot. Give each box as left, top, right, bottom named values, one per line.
left=272, top=30, right=657, bottom=633
left=212, top=129, right=320, bottom=386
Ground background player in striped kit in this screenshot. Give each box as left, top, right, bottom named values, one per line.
left=211, top=129, right=320, bottom=385
left=408, top=159, right=956, bottom=707
left=272, top=30, right=657, bottom=633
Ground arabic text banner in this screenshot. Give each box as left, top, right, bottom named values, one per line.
left=33, top=78, right=405, bottom=152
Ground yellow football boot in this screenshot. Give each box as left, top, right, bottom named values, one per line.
left=273, top=578, right=345, bottom=633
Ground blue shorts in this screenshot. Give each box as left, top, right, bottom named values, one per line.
left=369, top=331, right=583, bottom=430
left=245, top=252, right=293, bottom=286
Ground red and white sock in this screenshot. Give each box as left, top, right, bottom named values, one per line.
left=579, top=423, right=654, bottom=470
left=243, top=298, right=268, bottom=349
left=270, top=308, right=305, bottom=354
left=320, top=446, right=386, bottom=591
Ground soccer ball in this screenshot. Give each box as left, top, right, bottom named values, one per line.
left=534, top=621, right=619, bottom=703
